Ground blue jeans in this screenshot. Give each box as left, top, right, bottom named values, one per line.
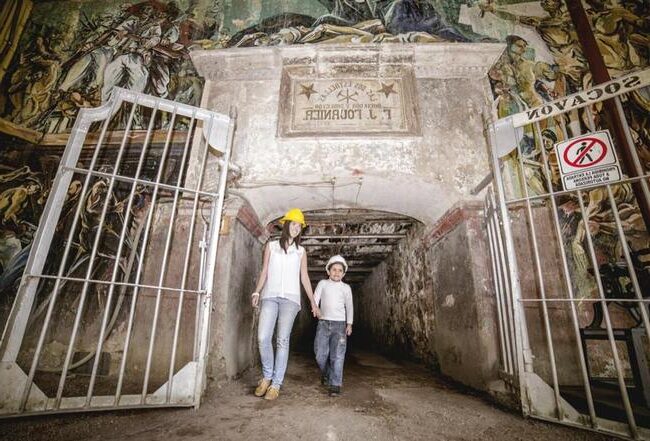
left=258, top=297, right=300, bottom=388
left=314, top=320, right=347, bottom=387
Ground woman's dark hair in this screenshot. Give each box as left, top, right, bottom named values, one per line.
left=279, top=221, right=302, bottom=253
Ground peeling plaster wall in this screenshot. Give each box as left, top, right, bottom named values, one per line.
left=357, top=203, right=501, bottom=392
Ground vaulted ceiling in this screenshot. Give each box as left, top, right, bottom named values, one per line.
left=268, top=209, right=421, bottom=286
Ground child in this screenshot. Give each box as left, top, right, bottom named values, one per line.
left=313, top=255, right=353, bottom=396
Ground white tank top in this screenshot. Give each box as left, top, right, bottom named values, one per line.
left=262, top=240, right=304, bottom=306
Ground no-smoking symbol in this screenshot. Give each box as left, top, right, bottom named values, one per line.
left=563, top=137, right=607, bottom=168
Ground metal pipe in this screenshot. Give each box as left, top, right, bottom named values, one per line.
left=505, top=173, right=650, bottom=205
left=614, top=96, right=650, bottom=222
left=486, top=199, right=511, bottom=375
left=27, top=273, right=205, bottom=295
left=514, top=124, right=563, bottom=419
left=492, top=186, right=519, bottom=379
left=534, top=120, right=597, bottom=426
left=61, top=166, right=220, bottom=199
left=489, top=122, right=530, bottom=384
left=114, top=112, right=197, bottom=405
left=577, top=189, right=638, bottom=438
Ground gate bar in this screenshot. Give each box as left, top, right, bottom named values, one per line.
left=533, top=120, right=597, bottom=426
left=140, top=114, right=216, bottom=403
left=485, top=203, right=511, bottom=375
left=491, top=188, right=519, bottom=378
left=114, top=111, right=198, bottom=405
left=165, top=115, right=218, bottom=403
left=576, top=189, right=638, bottom=438
left=60, top=167, right=220, bottom=199
left=514, top=125, right=563, bottom=419
left=14, top=96, right=125, bottom=412
left=53, top=99, right=141, bottom=409
left=85, top=102, right=170, bottom=404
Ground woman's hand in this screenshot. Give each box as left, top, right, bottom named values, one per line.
left=311, top=303, right=321, bottom=318
left=251, top=292, right=260, bottom=308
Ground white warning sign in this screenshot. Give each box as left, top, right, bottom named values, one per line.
left=554, top=130, right=621, bottom=190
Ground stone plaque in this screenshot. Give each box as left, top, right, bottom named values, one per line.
left=278, top=75, right=420, bottom=137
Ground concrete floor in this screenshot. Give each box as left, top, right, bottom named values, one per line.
left=0, top=350, right=613, bottom=441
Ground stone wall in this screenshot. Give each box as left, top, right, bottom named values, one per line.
left=356, top=202, right=502, bottom=392
left=207, top=199, right=265, bottom=382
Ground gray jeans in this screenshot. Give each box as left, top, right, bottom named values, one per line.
left=314, top=320, right=347, bottom=387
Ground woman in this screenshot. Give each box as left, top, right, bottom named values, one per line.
left=251, top=208, right=319, bottom=400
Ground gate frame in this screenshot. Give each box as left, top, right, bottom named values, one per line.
left=0, top=88, right=234, bottom=416
left=486, top=68, right=650, bottom=440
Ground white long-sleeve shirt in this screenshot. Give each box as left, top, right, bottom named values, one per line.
left=314, top=279, right=353, bottom=324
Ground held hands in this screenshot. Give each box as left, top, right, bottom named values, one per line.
left=346, top=324, right=353, bottom=336
left=311, top=302, right=321, bottom=319
left=251, top=292, right=260, bottom=308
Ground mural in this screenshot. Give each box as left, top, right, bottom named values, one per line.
left=0, top=0, right=219, bottom=134
left=0, top=0, right=648, bottom=324
left=216, top=0, right=479, bottom=47
left=472, top=0, right=650, bottom=315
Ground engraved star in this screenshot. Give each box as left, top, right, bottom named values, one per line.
left=299, top=83, right=317, bottom=100
left=377, top=82, right=397, bottom=98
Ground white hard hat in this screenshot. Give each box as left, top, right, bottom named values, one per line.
left=326, top=255, right=348, bottom=273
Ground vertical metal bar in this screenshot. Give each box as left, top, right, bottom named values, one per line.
left=53, top=99, right=139, bottom=408
left=514, top=124, right=563, bottom=419
left=488, top=120, right=534, bottom=416
left=165, top=125, right=214, bottom=403
left=16, top=96, right=123, bottom=411
left=114, top=111, right=197, bottom=405
left=194, top=116, right=235, bottom=407
left=534, top=121, right=597, bottom=426
left=605, top=184, right=650, bottom=340
left=488, top=190, right=515, bottom=375
left=576, top=189, right=638, bottom=438
left=491, top=187, right=519, bottom=378
left=193, top=223, right=207, bottom=360
left=84, top=103, right=167, bottom=405
left=485, top=199, right=510, bottom=374
left=141, top=115, right=215, bottom=403
left=613, top=96, right=650, bottom=217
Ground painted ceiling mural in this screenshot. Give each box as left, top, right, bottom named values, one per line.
left=0, top=0, right=648, bottom=323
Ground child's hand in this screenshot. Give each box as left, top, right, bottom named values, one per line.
left=311, top=303, right=321, bottom=318
left=251, top=292, right=260, bottom=308
left=346, top=324, right=352, bottom=336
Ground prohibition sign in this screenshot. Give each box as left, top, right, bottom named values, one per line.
left=563, top=137, right=607, bottom=168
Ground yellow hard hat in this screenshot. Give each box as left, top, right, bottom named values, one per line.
left=279, top=208, right=306, bottom=227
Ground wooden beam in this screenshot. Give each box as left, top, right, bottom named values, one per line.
left=565, top=1, right=650, bottom=230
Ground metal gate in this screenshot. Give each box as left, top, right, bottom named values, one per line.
left=0, top=88, right=234, bottom=416
left=486, top=68, right=650, bottom=440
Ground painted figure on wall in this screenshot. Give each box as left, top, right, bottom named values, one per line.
left=222, top=0, right=473, bottom=47
left=0, top=0, right=216, bottom=133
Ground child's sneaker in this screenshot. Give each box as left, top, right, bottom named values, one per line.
left=264, top=386, right=280, bottom=400
left=254, top=378, right=271, bottom=397
left=328, top=385, right=341, bottom=397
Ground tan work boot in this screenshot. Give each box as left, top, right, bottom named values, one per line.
left=264, top=386, right=280, bottom=401
left=254, top=378, right=271, bottom=397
